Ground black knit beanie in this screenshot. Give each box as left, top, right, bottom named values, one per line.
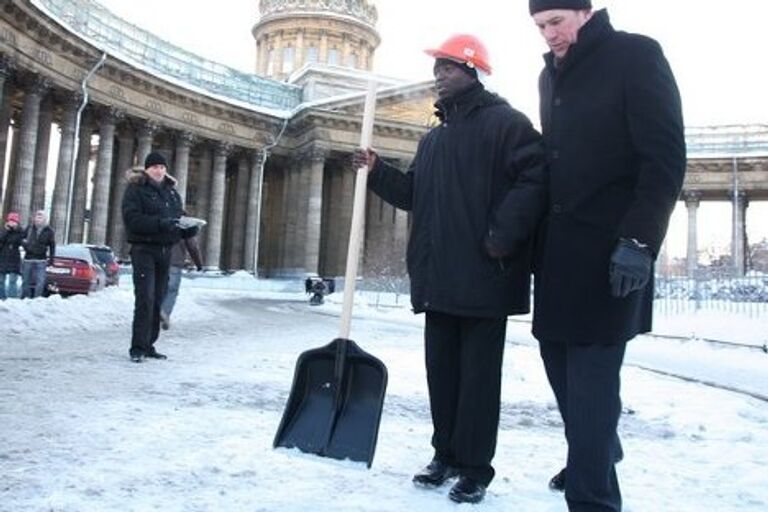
left=435, top=58, right=478, bottom=80
left=529, top=0, right=592, bottom=15
left=144, top=151, right=168, bottom=169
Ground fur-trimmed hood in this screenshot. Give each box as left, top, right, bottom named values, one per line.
left=124, top=166, right=178, bottom=187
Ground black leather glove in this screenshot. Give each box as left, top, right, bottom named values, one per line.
left=609, top=238, right=653, bottom=298
left=159, top=217, right=180, bottom=232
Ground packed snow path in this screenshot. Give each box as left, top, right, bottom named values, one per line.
left=1, top=287, right=766, bottom=511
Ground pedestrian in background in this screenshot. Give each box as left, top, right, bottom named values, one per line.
left=354, top=34, right=546, bottom=504
left=122, top=153, right=198, bottom=363
left=0, top=212, right=24, bottom=300
left=159, top=234, right=203, bottom=330
left=21, top=210, right=55, bottom=299
left=527, top=1, right=686, bottom=510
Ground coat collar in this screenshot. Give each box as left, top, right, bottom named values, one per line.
left=543, top=8, right=614, bottom=76
left=434, top=82, right=502, bottom=123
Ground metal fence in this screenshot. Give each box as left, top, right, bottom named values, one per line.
left=655, top=271, right=768, bottom=318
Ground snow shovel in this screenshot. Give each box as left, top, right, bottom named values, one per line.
left=273, top=82, right=387, bottom=468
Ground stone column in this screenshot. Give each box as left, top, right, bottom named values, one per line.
left=303, top=146, right=327, bottom=275
left=684, top=192, right=700, bottom=278
left=69, top=110, right=93, bottom=243
left=135, top=120, right=157, bottom=167
left=731, top=191, right=748, bottom=276
left=273, top=31, right=284, bottom=77
left=319, top=31, right=329, bottom=63
left=335, top=164, right=356, bottom=276
left=276, top=163, right=295, bottom=272
left=108, top=124, right=135, bottom=257
left=30, top=94, right=54, bottom=213
left=174, top=132, right=194, bottom=202
left=244, top=150, right=265, bottom=273
left=204, top=142, right=230, bottom=269
left=10, top=76, right=47, bottom=223
left=229, top=153, right=250, bottom=269
left=295, top=30, right=305, bottom=70
left=0, top=66, right=13, bottom=211
left=88, top=108, right=120, bottom=245
left=50, top=93, right=81, bottom=241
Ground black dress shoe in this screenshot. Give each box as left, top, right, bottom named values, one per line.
left=145, top=349, right=168, bottom=360
left=449, top=476, right=486, bottom=504
left=549, top=467, right=566, bottom=492
left=130, top=353, right=144, bottom=363
left=412, top=459, right=458, bottom=488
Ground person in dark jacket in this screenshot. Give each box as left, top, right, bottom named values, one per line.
left=527, top=1, right=686, bottom=511
left=0, top=211, right=24, bottom=300
left=354, top=34, right=547, bottom=504
left=122, top=152, right=198, bottom=363
left=21, top=210, right=56, bottom=299
left=159, top=233, right=203, bottom=330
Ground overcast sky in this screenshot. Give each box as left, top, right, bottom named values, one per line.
left=94, top=0, right=768, bottom=127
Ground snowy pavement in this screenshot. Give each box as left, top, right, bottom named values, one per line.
left=1, top=280, right=767, bottom=511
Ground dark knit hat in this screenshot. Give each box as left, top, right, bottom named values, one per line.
left=529, top=0, right=592, bottom=15
left=144, top=151, right=168, bottom=169
left=435, top=58, right=478, bottom=80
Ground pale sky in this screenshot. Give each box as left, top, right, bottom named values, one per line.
left=91, top=0, right=768, bottom=257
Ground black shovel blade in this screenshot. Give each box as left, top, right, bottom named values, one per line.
left=273, top=338, right=387, bottom=467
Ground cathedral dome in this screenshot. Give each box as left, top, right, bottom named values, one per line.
left=253, top=0, right=380, bottom=80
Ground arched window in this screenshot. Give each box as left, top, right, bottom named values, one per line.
left=306, top=45, right=319, bottom=64
left=327, top=47, right=340, bottom=66
left=283, top=46, right=295, bottom=73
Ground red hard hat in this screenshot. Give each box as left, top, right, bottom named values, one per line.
left=6, top=211, right=20, bottom=223
left=425, top=34, right=492, bottom=75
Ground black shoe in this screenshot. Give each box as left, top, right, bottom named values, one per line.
left=449, top=476, right=486, bottom=504
left=412, top=459, right=459, bottom=488
left=549, top=467, right=566, bottom=492
left=145, top=349, right=167, bottom=360
left=129, top=352, right=145, bottom=363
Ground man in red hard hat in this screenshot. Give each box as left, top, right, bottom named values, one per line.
left=527, top=1, right=685, bottom=511
left=354, top=34, right=547, bottom=504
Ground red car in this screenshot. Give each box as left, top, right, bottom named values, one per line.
left=46, top=244, right=107, bottom=296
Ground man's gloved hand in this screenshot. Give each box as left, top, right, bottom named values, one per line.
left=609, top=238, right=653, bottom=298
left=159, top=217, right=180, bottom=232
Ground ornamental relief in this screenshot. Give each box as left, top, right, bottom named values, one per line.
left=259, top=0, right=377, bottom=26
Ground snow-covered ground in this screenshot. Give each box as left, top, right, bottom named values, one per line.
left=1, top=274, right=766, bottom=511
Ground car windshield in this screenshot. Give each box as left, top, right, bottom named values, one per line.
left=56, top=245, right=93, bottom=262
left=89, top=248, right=116, bottom=265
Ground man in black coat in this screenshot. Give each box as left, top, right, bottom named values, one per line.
left=354, top=34, right=547, bottom=504
left=21, top=210, right=56, bottom=299
left=0, top=212, right=24, bottom=300
left=122, top=152, right=197, bottom=363
left=528, top=1, right=686, bottom=511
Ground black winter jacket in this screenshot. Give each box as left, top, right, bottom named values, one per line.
left=368, top=83, right=547, bottom=319
left=122, top=169, right=186, bottom=246
left=0, top=226, right=24, bottom=273
left=22, top=225, right=56, bottom=264
left=532, top=10, right=686, bottom=344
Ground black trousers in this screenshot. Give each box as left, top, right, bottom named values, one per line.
left=130, top=244, right=171, bottom=356
left=539, top=341, right=627, bottom=512
left=424, top=311, right=507, bottom=487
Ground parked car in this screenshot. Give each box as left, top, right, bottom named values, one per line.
left=46, top=244, right=107, bottom=296
left=86, top=244, right=120, bottom=286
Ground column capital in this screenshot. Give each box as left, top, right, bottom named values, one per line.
left=116, top=123, right=135, bottom=141
left=683, top=190, right=701, bottom=206
left=135, top=119, right=160, bottom=139
left=176, top=131, right=197, bottom=148
left=0, top=55, right=16, bottom=78
left=18, top=72, right=51, bottom=96
left=98, top=105, right=124, bottom=124
left=214, top=141, right=233, bottom=158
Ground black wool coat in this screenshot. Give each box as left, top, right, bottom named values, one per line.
left=22, top=225, right=56, bottom=263
left=122, top=169, right=185, bottom=246
left=0, top=226, right=24, bottom=273
left=532, top=9, right=686, bottom=344
left=368, top=83, right=547, bottom=319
